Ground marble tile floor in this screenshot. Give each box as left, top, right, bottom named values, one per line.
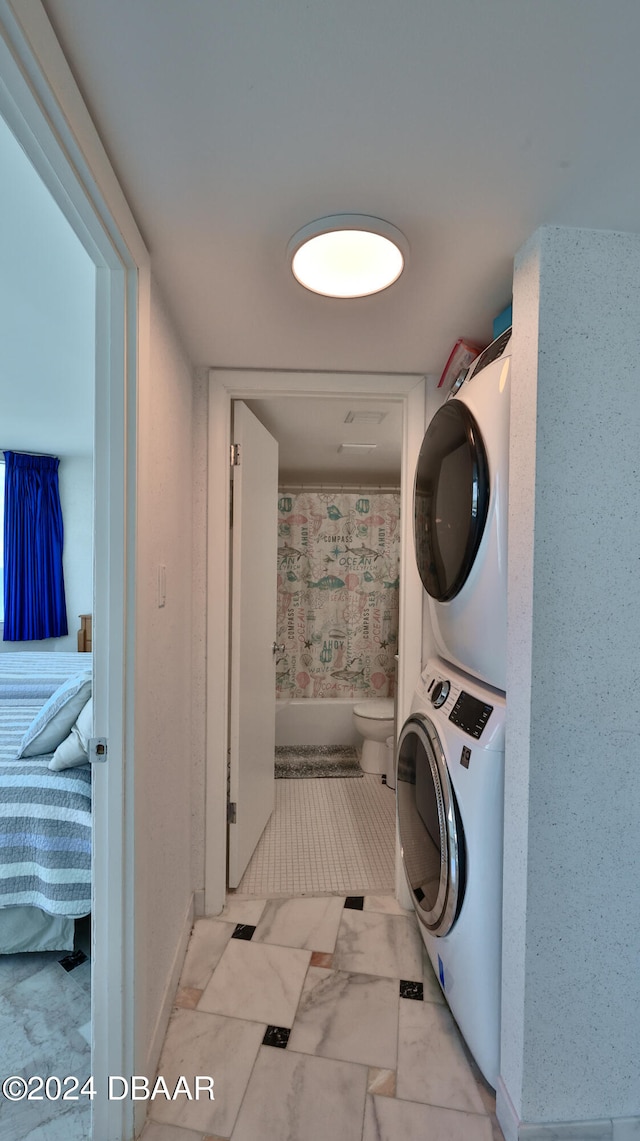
left=143, top=894, right=505, bottom=1141
left=0, top=916, right=91, bottom=1141
left=235, top=774, right=396, bottom=898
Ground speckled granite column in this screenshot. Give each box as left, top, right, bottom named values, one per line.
left=499, top=226, right=640, bottom=1140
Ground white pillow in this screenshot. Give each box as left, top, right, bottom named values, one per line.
left=48, top=728, right=86, bottom=770
left=48, top=697, right=93, bottom=772
left=74, top=696, right=93, bottom=753
left=18, top=671, right=92, bottom=758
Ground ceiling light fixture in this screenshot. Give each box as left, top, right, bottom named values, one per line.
left=344, top=410, right=388, bottom=425
left=288, top=215, right=407, bottom=298
left=338, top=442, right=378, bottom=454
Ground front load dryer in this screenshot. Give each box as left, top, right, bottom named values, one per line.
left=414, top=329, right=511, bottom=691
left=397, top=657, right=506, bottom=1086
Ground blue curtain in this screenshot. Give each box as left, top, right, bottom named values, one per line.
left=3, top=451, right=68, bottom=641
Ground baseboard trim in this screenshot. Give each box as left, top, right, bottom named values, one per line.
left=496, top=1077, right=520, bottom=1141
left=517, top=1119, right=612, bottom=1140
left=496, top=1080, right=639, bottom=1141
left=145, top=891, right=195, bottom=1079
left=133, top=891, right=195, bottom=1138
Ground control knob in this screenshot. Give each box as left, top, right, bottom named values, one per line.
left=431, top=679, right=450, bottom=708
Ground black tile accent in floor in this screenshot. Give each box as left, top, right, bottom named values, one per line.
left=399, top=980, right=424, bottom=1001
left=263, top=1025, right=291, bottom=1049
left=58, top=949, right=88, bottom=972
left=231, top=923, right=256, bottom=940
left=344, top=896, right=365, bottom=910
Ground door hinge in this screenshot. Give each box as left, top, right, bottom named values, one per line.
left=89, top=737, right=108, bottom=763
left=227, top=801, right=237, bottom=824
left=230, top=443, right=241, bottom=466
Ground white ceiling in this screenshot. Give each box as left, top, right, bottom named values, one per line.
left=246, top=397, right=404, bottom=485
left=17, top=0, right=640, bottom=479
left=41, top=0, right=640, bottom=387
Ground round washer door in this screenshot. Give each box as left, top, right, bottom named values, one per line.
left=414, top=400, right=489, bottom=601
left=397, top=714, right=465, bottom=936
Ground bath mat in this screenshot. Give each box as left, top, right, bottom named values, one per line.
left=275, top=745, right=363, bottom=779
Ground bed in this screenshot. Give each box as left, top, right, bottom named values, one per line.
left=0, top=652, right=92, bottom=953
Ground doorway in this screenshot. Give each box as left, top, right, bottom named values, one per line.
left=0, top=110, right=95, bottom=1140
left=233, top=395, right=402, bottom=897
left=0, top=11, right=138, bottom=1138
left=205, top=371, right=426, bottom=916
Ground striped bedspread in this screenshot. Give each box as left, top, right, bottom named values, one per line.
left=0, top=651, right=92, bottom=700
left=0, top=653, right=92, bottom=918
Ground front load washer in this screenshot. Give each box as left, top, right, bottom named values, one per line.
left=397, top=657, right=506, bottom=1086
left=414, top=329, right=511, bottom=691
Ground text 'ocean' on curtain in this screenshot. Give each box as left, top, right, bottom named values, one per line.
left=276, top=491, right=400, bottom=699
left=2, top=451, right=68, bottom=641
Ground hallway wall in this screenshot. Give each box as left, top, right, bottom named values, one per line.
left=500, top=225, right=640, bottom=1137
left=134, top=279, right=197, bottom=1079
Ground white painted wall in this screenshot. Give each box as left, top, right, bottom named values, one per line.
left=59, top=455, right=93, bottom=644
left=0, top=113, right=94, bottom=455
left=0, top=111, right=95, bottom=653
left=134, top=278, right=198, bottom=1081
left=499, top=226, right=640, bottom=1137
left=190, top=367, right=209, bottom=912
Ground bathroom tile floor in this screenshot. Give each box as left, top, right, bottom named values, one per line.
left=143, top=894, right=505, bottom=1141
left=235, top=774, right=396, bottom=898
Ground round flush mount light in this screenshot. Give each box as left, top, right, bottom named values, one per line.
left=288, top=214, right=408, bottom=298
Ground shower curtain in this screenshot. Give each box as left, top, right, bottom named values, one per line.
left=276, top=490, right=400, bottom=699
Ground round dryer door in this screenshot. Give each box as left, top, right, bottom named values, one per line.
left=397, top=714, right=465, bottom=936
left=414, top=400, right=489, bottom=601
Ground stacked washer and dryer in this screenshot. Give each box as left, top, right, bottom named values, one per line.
left=397, top=329, right=512, bottom=1087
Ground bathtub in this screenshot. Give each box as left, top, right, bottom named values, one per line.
left=275, top=698, right=360, bottom=747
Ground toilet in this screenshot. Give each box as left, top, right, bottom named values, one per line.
left=353, top=698, right=395, bottom=773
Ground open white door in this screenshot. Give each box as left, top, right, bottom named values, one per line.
left=228, top=401, right=279, bottom=888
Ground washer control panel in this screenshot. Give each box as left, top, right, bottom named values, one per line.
left=448, top=691, right=493, bottom=739
left=413, top=661, right=505, bottom=751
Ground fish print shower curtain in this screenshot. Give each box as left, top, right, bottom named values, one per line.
left=276, top=491, right=400, bottom=699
